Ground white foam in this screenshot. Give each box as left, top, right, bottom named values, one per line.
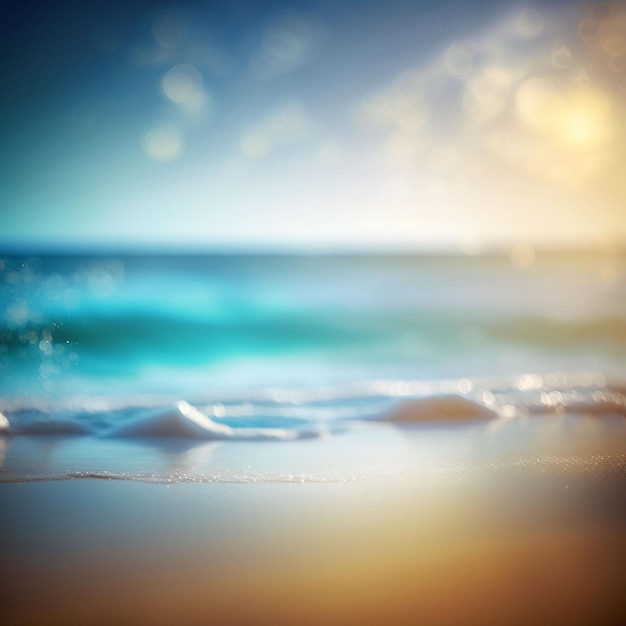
left=107, top=401, right=315, bottom=441
left=1, top=372, right=623, bottom=440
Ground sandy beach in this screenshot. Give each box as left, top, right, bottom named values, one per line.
left=2, top=415, right=625, bottom=626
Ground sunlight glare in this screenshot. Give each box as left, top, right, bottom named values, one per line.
left=463, top=67, right=511, bottom=121
left=251, top=13, right=325, bottom=80
left=558, top=91, right=613, bottom=146
left=445, top=42, right=475, bottom=79
left=162, top=65, right=204, bottom=106
left=551, top=43, right=572, bottom=69
left=142, top=124, right=184, bottom=162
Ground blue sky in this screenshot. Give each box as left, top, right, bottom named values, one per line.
left=1, top=0, right=624, bottom=251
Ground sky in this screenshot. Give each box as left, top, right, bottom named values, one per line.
left=1, top=0, right=625, bottom=252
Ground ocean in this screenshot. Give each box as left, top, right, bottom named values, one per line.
left=3, top=249, right=625, bottom=626
left=0, top=251, right=625, bottom=481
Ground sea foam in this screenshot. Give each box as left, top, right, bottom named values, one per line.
left=0, top=395, right=500, bottom=440
left=0, top=374, right=624, bottom=442
left=107, top=401, right=318, bottom=441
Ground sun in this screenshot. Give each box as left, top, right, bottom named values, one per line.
left=557, top=91, right=613, bottom=147
left=517, top=80, right=613, bottom=148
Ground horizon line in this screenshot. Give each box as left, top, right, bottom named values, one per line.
left=1, top=241, right=624, bottom=258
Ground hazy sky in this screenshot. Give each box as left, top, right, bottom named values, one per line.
left=1, top=0, right=625, bottom=251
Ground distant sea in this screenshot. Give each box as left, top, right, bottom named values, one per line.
left=0, top=251, right=624, bottom=443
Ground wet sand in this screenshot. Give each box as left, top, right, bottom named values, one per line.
left=1, top=419, right=625, bottom=625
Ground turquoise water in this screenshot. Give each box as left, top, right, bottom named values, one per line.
left=0, top=251, right=625, bottom=476
left=1, top=252, right=624, bottom=398
left=0, top=252, right=624, bottom=432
